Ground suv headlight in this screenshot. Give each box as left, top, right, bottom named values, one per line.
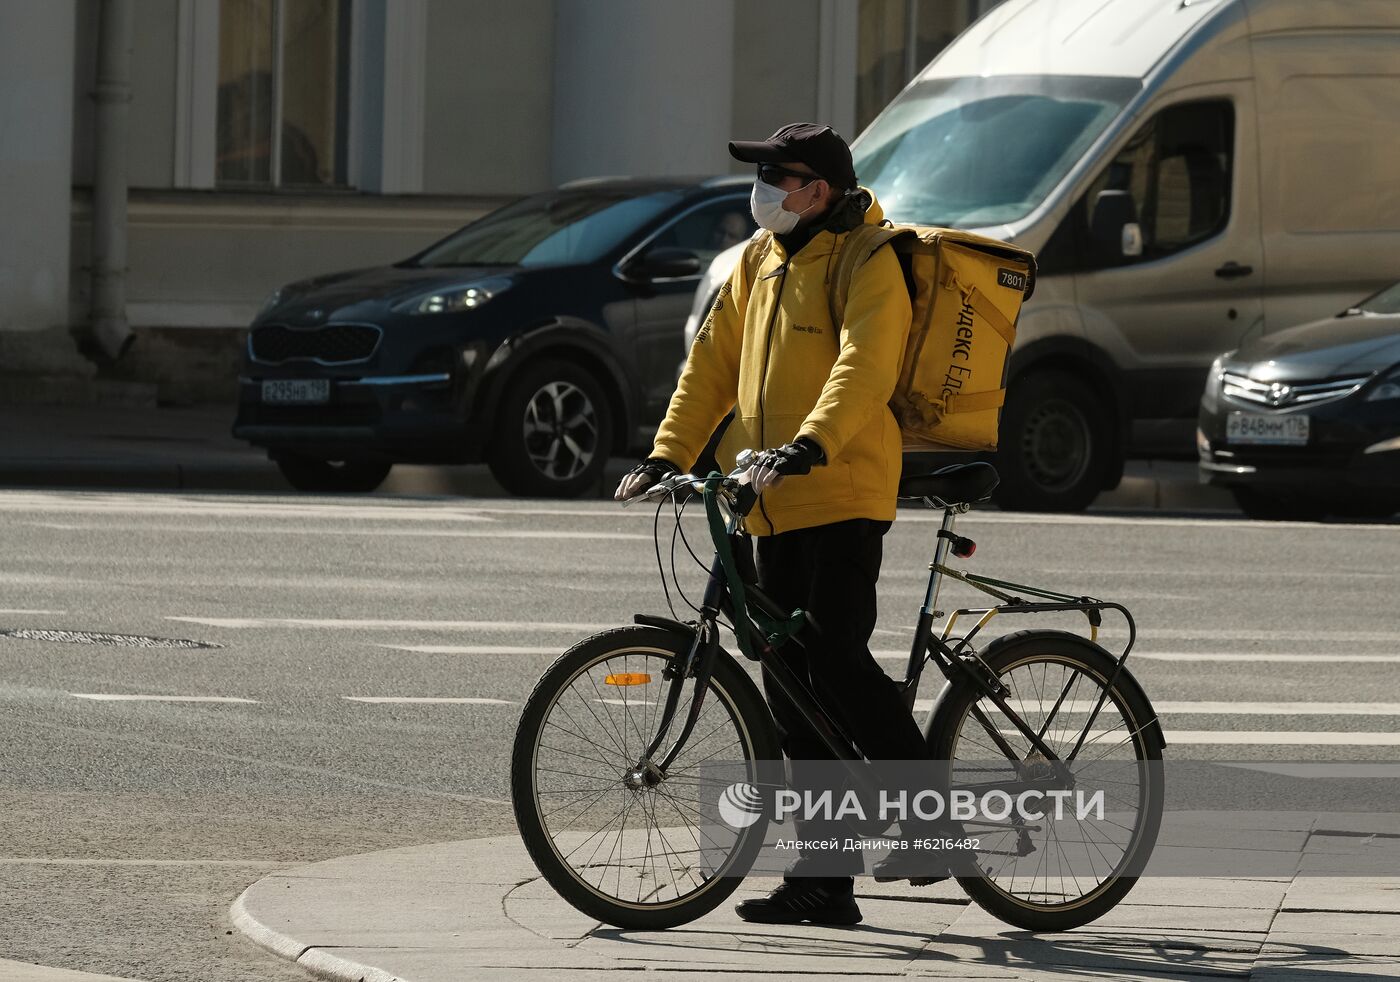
left=1365, top=367, right=1400, bottom=402
left=396, top=277, right=512, bottom=315
left=258, top=288, right=284, bottom=317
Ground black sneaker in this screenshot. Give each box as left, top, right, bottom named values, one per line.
left=735, top=880, right=863, bottom=925
left=869, top=847, right=950, bottom=886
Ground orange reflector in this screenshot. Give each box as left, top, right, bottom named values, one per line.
left=604, top=673, right=652, bottom=687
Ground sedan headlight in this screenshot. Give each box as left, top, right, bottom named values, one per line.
left=258, top=288, right=284, bottom=316
left=1365, top=368, right=1400, bottom=402
left=1201, top=351, right=1233, bottom=414
left=396, top=277, right=512, bottom=316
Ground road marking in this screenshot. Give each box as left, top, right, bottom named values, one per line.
left=1126, top=651, right=1400, bottom=664
left=0, top=609, right=66, bottom=615
left=27, top=522, right=647, bottom=539
left=910, top=700, right=1400, bottom=716
left=169, top=617, right=1400, bottom=648
left=873, top=649, right=1400, bottom=664
left=70, top=693, right=258, bottom=704
left=1219, top=763, right=1400, bottom=779
left=341, top=696, right=517, bottom=705
left=170, top=617, right=619, bottom=631
left=376, top=644, right=562, bottom=655
left=0, top=857, right=287, bottom=868
left=0, top=497, right=498, bottom=522
left=1156, top=731, right=1400, bottom=746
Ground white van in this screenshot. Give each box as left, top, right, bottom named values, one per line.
left=841, top=0, right=1400, bottom=510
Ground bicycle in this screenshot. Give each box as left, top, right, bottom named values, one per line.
left=510, top=452, right=1166, bottom=931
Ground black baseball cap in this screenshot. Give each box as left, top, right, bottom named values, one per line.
left=729, top=122, right=858, bottom=191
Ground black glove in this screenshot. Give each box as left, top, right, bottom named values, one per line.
left=630, top=457, right=679, bottom=482
left=754, top=437, right=826, bottom=477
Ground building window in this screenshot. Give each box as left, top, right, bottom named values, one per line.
left=856, top=0, right=995, bottom=132
left=216, top=0, right=350, bottom=187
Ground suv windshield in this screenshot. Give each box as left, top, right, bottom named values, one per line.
left=852, top=75, right=1139, bottom=227
left=1357, top=281, right=1400, bottom=315
left=412, top=189, right=684, bottom=268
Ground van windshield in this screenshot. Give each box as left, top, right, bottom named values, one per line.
left=1357, top=281, right=1400, bottom=315
left=852, top=75, right=1140, bottom=227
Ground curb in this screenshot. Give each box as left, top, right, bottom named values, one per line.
left=231, top=890, right=398, bottom=982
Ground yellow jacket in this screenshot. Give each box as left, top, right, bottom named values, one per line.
left=651, top=192, right=912, bottom=536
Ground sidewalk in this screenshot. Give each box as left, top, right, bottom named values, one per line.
left=0, top=404, right=1234, bottom=510
left=231, top=832, right=1400, bottom=981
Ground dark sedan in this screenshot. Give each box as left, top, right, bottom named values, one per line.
left=234, top=177, right=755, bottom=495
left=1198, top=281, right=1400, bottom=521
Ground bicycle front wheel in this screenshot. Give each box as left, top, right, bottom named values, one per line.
left=930, top=630, right=1164, bottom=931
left=510, top=625, right=780, bottom=929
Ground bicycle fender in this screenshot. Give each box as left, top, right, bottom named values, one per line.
left=920, top=630, right=1166, bottom=754
left=633, top=613, right=697, bottom=635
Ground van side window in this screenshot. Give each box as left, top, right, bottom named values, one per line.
left=1076, top=100, right=1234, bottom=268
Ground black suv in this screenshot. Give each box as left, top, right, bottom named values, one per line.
left=234, top=176, right=754, bottom=495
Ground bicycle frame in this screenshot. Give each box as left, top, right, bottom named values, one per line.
left=632, top=478, right=1141, bottom=801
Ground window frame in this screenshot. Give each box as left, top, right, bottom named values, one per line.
left=613, top=193, right=753, bottom=285
left=1066, top=97, right=1236, bottom=272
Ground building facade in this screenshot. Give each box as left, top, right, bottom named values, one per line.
left=0, top=0, right=1001, bottom=400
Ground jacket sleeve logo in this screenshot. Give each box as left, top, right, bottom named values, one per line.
left=695, top=282, right=731, bottom=345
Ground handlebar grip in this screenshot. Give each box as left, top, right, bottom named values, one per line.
left=733, top=483, right=759, bottom=517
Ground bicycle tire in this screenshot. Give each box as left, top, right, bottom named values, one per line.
left=511, top=625, right=781, bottom=929
left=928, top=630, right=1164, bottom=931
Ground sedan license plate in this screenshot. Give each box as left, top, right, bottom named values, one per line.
left=1226, top=411, right=1310, bottom=446
left=261, top=379, right=330, bottom=405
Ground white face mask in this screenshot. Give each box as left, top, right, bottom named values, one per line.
left=750, top=178, right=818, bottom=234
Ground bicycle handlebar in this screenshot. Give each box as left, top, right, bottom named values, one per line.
left=622, top=449, right=761, bottom=518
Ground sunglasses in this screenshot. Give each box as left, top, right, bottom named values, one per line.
left=758, top=163, right=819, bottom=186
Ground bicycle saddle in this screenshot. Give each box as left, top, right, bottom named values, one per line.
left=898, top=461, right=999, bottom=504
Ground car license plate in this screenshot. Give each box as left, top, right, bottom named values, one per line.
left=1226, top=411, right=1310, bottom=446
left=261, top=379, right=330, bottom=404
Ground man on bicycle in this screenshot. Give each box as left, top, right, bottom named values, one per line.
left=616, top=123, right=939, bottom=925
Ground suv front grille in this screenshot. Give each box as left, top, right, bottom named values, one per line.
left=250, top=323, right=382, bottom=365
left=1221, top=372, right=1370, bottom=410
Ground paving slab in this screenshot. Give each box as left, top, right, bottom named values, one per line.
left=1280, top=877, right=1400, bottom=914
left=231, top=833, right=1400, bottom=981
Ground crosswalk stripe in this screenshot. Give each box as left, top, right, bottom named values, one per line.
left=910, top=700, right=1400, bottom=716
left=70, top=693, right=258, bottom=704
left=166, top=616, right=1400, bottom=648
left=28, top=523, right=647, bottom=540
left=341, top=696, right=517, bottom=705
left=1151, top=731, right=1400, bottom=746
left=873, top=649, right=1400, bottom=663
left=169, top=617, right=618, bottom=631
left=376, top=644, right=561, bottom=655
left=1124, top=652, right=1400, bottom=664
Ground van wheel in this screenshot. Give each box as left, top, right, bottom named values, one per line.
left=994, top=369, right=1110, bottom=512
left=1232, top=487, right=1327, bottom=522
left=276, top=455, right=391, bottom=493
left=488, top=359, right=614, bottom=498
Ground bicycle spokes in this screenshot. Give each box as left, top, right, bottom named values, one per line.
left=952, top=655, right=1151, bottom=908
left=529, top=649, right=754, bottom=909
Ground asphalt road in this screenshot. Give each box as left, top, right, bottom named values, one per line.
left=0, top=489, right=1397, bottom=980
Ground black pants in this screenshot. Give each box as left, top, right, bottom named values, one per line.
left=752, top=518, right=930, bottom=877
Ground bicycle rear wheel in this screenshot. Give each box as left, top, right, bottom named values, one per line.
left=511, top=625, right=780, bottom=929
left=929, top=630, right=1164, bottom=931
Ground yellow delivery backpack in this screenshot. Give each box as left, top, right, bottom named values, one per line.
left=830, top=224, right=1036, bottom=452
